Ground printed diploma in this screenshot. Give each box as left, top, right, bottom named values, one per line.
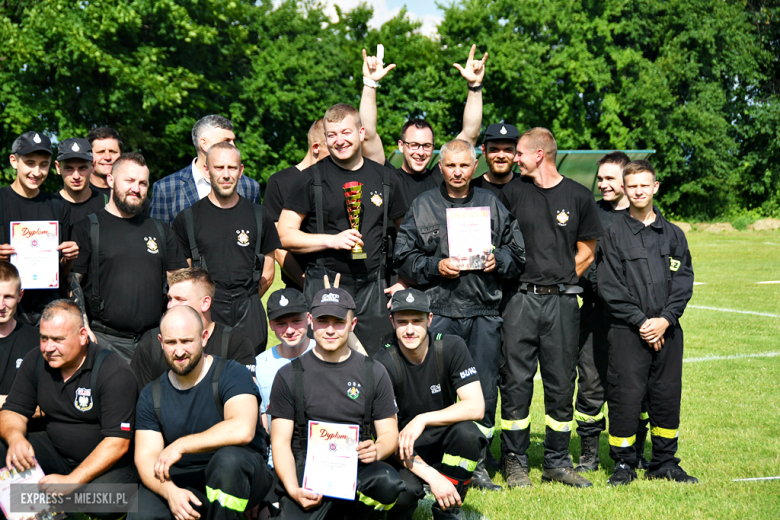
left=446, top=207, right=492, bottom=270
left=10, top=221, right=59, bottom=290
left=302, top=421, right=359, bottom=500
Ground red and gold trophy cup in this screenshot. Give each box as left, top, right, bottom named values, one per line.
left=343, top=181, right=367, bottom=260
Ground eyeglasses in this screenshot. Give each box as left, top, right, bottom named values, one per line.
left=402, top=141, right=434, bottom=151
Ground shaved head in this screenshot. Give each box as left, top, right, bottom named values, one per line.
left=160, top=305, right=203, bottom=338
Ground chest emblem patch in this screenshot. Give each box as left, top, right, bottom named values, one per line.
left=556, top=209, right=570, bottom=226
left=75, top=388, right=93, bottom=412
left=15, top=359, right=23, bottom=369
left=370, top=191, right=383, bottom=207
left=145, top=237, right=159, bottom=254
left=237, top=230, right=250, bottom=247
left=347, top=381, right=361, bottom=400
left=670, top=258, right=681, bottom=271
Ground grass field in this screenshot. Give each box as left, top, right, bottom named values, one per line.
left=261, top=230, right=780, bottom=520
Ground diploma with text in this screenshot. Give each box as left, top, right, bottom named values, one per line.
left=302, top=421, right=359, bottom=500
left=10, top=221, right=59, bottom=290
left=446, top=206, right=492, bottom=270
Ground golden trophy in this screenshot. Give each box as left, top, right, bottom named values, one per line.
left=343, top=181, right=367, bottom=260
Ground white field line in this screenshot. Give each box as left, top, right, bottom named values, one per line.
left=756, top=281, right=780, bottom=284
left=684, top=351, right=780, bottom=363
left=693, top=282, right=707, bottom=285
left=688, top=305, right=779, bottom=318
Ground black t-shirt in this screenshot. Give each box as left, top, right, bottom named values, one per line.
left=72, top=209, right=188, bottom=333
left=172, top=197, right=280, bottom=291
left=0, top=322, right=39, bottom=395
left=375, top=335, right=478, bottom=429
left=268, top=350, right=397, bottom=454
left=0, top=187, right=72, bottom=318
left=263, top=166, right=302, bottom=222
left=2, top=343, right=139, bottom=462
left=499, top=177, right=603, bottom=285
left=470, top=172, right=518, bottom=199
left=135, top=357, right=265, bottom=468
left=130, top=322, right=256, bottom=387
left=392, top=164, right=443, bottom=207
left=284, top=157, right=407, bottom=277
left=54, top=189, right=106, bottom=227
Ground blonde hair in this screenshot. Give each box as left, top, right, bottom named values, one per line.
left=520, top=127, right=557, bottom=163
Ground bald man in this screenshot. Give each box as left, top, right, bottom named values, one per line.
left=132, top=306, right=273, bottom=520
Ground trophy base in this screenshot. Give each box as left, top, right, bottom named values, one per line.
left=351, top=252, right=368, bottom=260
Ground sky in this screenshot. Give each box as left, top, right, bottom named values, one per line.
left=320, top=0, right=446, bottom=37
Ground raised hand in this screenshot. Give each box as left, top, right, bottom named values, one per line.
left=453, top=44, right=488, bottom=86
left=362, top=45, right=396, bottom=83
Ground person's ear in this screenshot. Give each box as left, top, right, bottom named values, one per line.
left=201, top=295, right=212, bottom=314
left=350, top=316, right=358, bottom=332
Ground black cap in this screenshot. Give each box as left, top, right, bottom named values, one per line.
left=482, top=123, right=521, bottom=145
left=390, top=288, right=431, bottom=314
left=57, top=138, right=93, bottom=162
left=11, top=132, right=52, bottom=156
left=267, top=288, right=308, bottom=321
left=310, top=288, right=355, bottom=320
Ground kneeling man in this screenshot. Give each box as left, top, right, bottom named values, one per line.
left=132, top=306, right=274, bottom=519
left=376, top=289, right=486, bottom=520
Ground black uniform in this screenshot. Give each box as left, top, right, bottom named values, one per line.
left=132, top=358, right=273, bottom=519
left=498, top=176, right=602, bottom=469
left=394, top=184, right=525, bottom=439
left=172, top=196, right=281, bottom=355
left=0, top=342, right=138, bottom=482
left=575, top=199, right=624, bottom=437
left=263, top=165, right=305, bottom=289
left=0, top=321, right=39, bottom=395
left=597, top=207, right=693, bottom=471
left=376, top=334, right=486, bottom=520
left=470, top=172, right=518, bottom=199
left=391, top=164, right=443, bottom=206
left=268, top=350, right=405, bottom=519
left=284, top=157, right=407, bottom=352
left=54, top=188, right=106, bottom=226
left=0, top=186, right=72, bottom=325
left=72, top=209, right=188, bottom=361
left=130, top=322, right=256, bottom=387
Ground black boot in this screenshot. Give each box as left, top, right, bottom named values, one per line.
left=574, top=435, right=600, bottom=473
left=635, top=429, right=650, bottom=470
left=469, top=446, right=502, bottom=491
left=608, top=462, right=637, bottom=486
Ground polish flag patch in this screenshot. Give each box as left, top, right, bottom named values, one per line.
left=121, top=423, right=131, bottom=431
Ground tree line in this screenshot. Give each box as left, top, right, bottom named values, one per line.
left=1, top=0, right=778, bottom=220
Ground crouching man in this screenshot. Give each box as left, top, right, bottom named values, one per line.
left=131, top=306, right=274, bottom=519
left=269, top=287, right=405, bottom=519
left=376, top=289, right=486, bottom=520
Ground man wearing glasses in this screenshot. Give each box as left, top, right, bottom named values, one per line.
left=358, top=45, right=487, bottom=205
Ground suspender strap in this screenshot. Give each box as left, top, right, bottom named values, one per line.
left=252, top=204, right=264, bottom=284
left=362, top=357, right=375, bottom=442
left=150, top=327, right=163, bottom=368
left=151, top=218, right=168, bottom=272
left=378, top=168, right=391, bottom=282
left=212, top=356, right=227, bottom=418
left=152, top=377, right=164, bottom=437
left=183, top=206, right=204, bottom=269
left=291, top=358, right=308, bottom=452
left=87, top=213, right=105, bottom=317
left=434, top=334, right=453, bottom=407
left=90, top=349, right=112, bottom=426
left=384, top=342, right=405, bottom=417
left=220, top=326, right=233, bottom=358
left=312, top=168, right=325, bottom=267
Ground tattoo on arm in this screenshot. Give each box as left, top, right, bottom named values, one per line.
left=67, top=272, right=88, bottom=321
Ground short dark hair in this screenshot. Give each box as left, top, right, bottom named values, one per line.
left=400, top=118, right=434, bottom=143
left=0, top=261, right=21, bottom=292
left=87, top=127, right=124, bottom=152
left=112, top=152, right=146, bottom=172
left=168, top=267, right=216, bottom=298
left=623, top=160, right=656, bottom=180
left=597, top=151, right=631, bottom=168
left=41, top=299, right=84, bottom=328
left=324, top=104, right=362, bottom=128
left=307, top=119, right=326, bottom=148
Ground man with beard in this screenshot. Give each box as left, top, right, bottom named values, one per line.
left=54, top=138, right=107, bottom=224
left=0, top=131, right=79, bottom=326
left=277, top=104, right=408, bottom=352
left=172, top=142, right=281, bottom=355
left=470, top=124, right=521, bottom=197
left=359, top=45, right=487, bottom=205
left=70, top=153, right=189, bottom=362
left=132, top=305, right=274, bottom=519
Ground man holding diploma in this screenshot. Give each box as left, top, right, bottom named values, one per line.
left=268, top=287, right=405, bottom=519
left=393, top=139, right=525, bottom=491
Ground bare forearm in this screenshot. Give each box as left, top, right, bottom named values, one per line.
left=575, top=251, right=595, bottom=278
left=399, top=454, right=441, bottom=483
left=171, top=418, right=254, bottom=455
left=0, top=410, right=28, bottom=443
left=360, top=85, right=379, bottom=141
left=276, top=249, right=304, bottom=288
left=279, top=228, right=333, bottom=254
left=455, top=90, right=483, bottom=146
left=137, top=455, right=177, bottom=499
left=258, top=258, right=275, bottom=298
left=273, top=443, right=301, bottom=494
left=374, top=430, right=398, bottom=461
left=417, top=400, right=483, bottom=428
left=68, top=438, right=130, bottom=483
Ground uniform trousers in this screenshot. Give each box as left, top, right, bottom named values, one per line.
left=429, top=316, right=502, bottom=439
left=276, top=461, right=405, bottom=520
left=390, top=422, right=486, bottom=520
left=212, top=287, right=268, bottom=356
left=575, top=298, right=609, bottom=438
left=130, top=446, right=273, bottom=520
left=499, top=289, right=580, bottom=468
left=93, top=330, right=142, bottom=364
left=607, top=324, right=684, bottom=470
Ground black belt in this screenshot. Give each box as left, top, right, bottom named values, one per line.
left=520, top=283, right=583, bottom=295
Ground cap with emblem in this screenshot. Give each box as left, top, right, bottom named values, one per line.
left=11, top=131, right=52, bottom=156
left=57, top=138, right=93, bottom=162
left=267, top=288, right=308, bottom=321
left=390, top=288, right=431, bottom=314
left=310, top=288, right=355, bottom=320
left=482, top=123, right=521, bottom=145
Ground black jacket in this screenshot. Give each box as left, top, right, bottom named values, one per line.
left=596, top=207, right=693, bottom=328
left=394, top=184, right=525, bottom=317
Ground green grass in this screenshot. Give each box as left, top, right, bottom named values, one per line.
left=259, top=230, right=780, bottom=519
